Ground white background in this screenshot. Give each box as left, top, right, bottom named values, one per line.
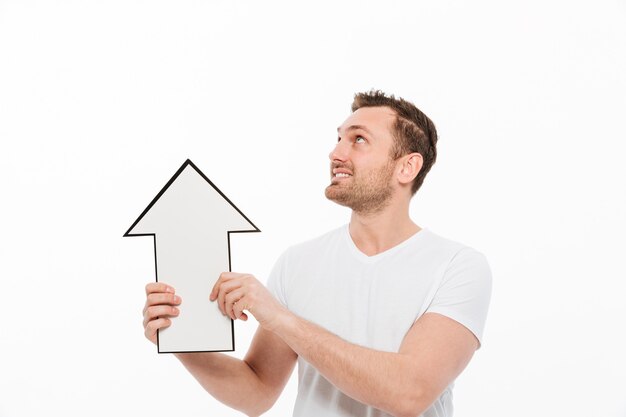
left=1, top=1, right=625, bottom=416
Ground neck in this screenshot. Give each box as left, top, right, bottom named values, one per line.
left=348, top=197, right=421, bottom=256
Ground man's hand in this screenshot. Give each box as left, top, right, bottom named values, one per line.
left=210, top=272, right=288, bottom=332
left=142, top=282, right=181, bottom=344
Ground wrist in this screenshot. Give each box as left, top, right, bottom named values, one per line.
left=266, top=304, right=298, bottom=335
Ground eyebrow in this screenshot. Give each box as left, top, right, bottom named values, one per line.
left=336, top=124, right=374, bottom=136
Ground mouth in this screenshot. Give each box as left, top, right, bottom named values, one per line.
left=331, top=169, right=353, bottom=182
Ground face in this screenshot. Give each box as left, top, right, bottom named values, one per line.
left=324, top=106, right=398, bottom=214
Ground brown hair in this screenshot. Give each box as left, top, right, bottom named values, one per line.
left=351, top=89, right=438, bottom=195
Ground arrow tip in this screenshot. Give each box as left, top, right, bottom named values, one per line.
left=124, top=159, right=261, bottom=236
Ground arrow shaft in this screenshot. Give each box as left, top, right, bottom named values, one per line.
left=155, top=230, right=234, bottom=352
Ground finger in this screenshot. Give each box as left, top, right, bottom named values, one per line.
left=145, top=282, right=175, bottom=296
left=231, top=295, right=250, bottom=320
left=210, top=272, right=234, bottom=301
left=145, top=317, right=171, bottom=344
left=146, top=293, right=181, bottom=308
left=233, top=302, right=248, bottom=321
left=225, top=289, right=246, bottom=320
left=210, top=272, right=241, bottom=301
left=143, top=305, right=180, bottom=328
left=216, top=279, right=244, bottom=316
left=143, top=293, right=180, bottom=317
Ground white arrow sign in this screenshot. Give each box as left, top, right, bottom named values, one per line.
left=124, top=159, right=259, bottom=353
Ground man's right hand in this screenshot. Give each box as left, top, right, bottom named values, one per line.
left=141, top=282, right=297, bottom=416
left=142, top=282, right=181, bottom=344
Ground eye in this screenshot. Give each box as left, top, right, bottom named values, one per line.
left=355, top=136, right=366, bottom=144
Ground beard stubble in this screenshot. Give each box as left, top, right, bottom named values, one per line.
left=324, top=160, right=396, bottom=215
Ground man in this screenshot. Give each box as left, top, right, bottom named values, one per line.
left=142, top=90, right=492, bottom=417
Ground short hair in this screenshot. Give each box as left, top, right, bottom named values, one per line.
left=351, top=89, right=438, bottom=195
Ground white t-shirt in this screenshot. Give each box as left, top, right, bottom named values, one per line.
left=266, top=225, right=492, bottom=417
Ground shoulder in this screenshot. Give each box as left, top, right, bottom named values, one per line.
left=281, top=224, right=346, bottom=260
left=422, top=229, right=488, bottom=263
left=418, top=229, right=492, bottom=288
left=421, top=228, right=467, bottom=251
left=423, top=230, right=492, bottom=292
left=409, top=229, right=487, bottom=273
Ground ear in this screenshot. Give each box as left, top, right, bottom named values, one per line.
left=397, top=153, right=423, bottom=186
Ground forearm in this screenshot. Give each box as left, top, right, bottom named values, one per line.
left=272, top=314, right=428, bottom=417
left=175, top=352, right=273, bottom=417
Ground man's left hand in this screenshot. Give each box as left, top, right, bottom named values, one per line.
left=210, top=272, right=288, bottom=332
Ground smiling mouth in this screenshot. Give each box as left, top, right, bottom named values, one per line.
left=332, top=166, right=353, bottom=180
left=330, top=172, right=352, bottom=184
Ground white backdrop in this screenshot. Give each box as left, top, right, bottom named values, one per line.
left=1, top=1, right=625, bottom=416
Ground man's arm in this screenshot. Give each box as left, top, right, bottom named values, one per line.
left=174, top=327, right=297, bottom=417
left=273, top=311, right=477, bottom=417
left=143, top=282, right=297, bottom=417
left=211, top=273, right=478, bottom=417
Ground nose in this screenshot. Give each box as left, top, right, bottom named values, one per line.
left=329, top=138, right=349, bottom=162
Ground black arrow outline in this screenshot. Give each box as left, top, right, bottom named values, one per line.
left=124, top=159, right=260, bottom=353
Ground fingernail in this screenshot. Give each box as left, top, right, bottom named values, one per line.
left=173, top=296, right=181, bottom=303
left=166, top=286, right=174, bottom=293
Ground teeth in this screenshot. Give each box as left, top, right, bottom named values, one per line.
left=335, top=173, right=351, bottom=178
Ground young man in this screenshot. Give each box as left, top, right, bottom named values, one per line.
left=142, top=90, right=492, bottom=417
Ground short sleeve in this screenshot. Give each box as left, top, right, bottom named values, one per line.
left=425, top=247, right=493, bottom=347
left=265, top=250, right=289, bottom=308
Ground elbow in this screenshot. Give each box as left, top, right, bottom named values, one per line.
left=390, top=387, right=432, bottom=417
left=393, top=401, right=425, bottom=417
left=243, top=406, right=262, bottom=417
left=241, top=386, right=280, bottom=417
left=242, top=404, right=268, bottom=417
left=242, top=397, right=275, bottom=417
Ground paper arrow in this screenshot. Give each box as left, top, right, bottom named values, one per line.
left=124, top=159, right=259, bottom=353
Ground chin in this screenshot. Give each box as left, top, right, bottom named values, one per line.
left=325, top=184, right=341, bottom=199
left=324, top=188, right=351, bottom=208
